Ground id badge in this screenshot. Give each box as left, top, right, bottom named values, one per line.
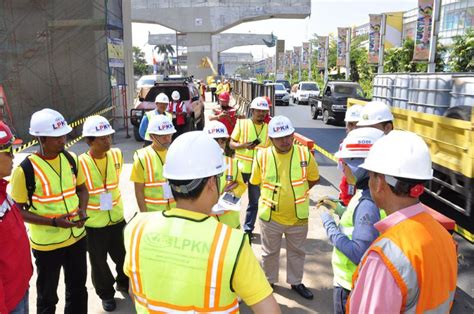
left=163, top=182, right=173, bottom=199
left=100, top=192, right=113, bottom=211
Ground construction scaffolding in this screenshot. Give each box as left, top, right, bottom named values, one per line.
left=0, top=0, right=125, bottom=141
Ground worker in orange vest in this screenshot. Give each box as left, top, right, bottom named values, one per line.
left=347, top=130, right=457, bottom=313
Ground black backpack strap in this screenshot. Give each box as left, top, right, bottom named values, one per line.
left=19, top=156, right=35, bottom=209
left=61, top=150, right=78, bottom=177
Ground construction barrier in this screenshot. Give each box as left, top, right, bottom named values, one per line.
left=230, top=80, right=275, bottom=117
left=293, top=132, right=338, bottom=163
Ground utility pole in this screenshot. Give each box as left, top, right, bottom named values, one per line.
left=377, top=14, right=387, bottom=74
left=175, top=31, right=179, bottom=73
left=324, top=36, right=329, bottom=83
left=428, top=0, right=441, bottom=73
left=345, top=28, right=351, bottom=80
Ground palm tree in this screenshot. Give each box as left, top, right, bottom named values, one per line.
left=154, top=45, right=175, bottom=76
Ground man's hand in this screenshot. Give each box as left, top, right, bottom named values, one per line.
left=54, top=213, right=80, bottom=228
left=224, top=181, right=238, bottom=192
left=317, top=197, right=346, bottom=217
left=219, top=111, right=229, bottom=119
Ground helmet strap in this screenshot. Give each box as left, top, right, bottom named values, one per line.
left=170, top=178, right=205, bottom=194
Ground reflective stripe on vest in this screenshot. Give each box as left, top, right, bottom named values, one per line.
left=136, top=146, right=175, bottom=211
left=28, top=154, right=85, bottom=246
left=145, top=111, right=172, bottom=141
left=349, top=211, right=457, bottom=314
left=332, top=190, right=386, bottom=290
left=79, top=148, right=124, bottom=227
left=127, top=214, right=241, bottom=313
left=234, top=119, right=270, bottom=174
left=258, top=145, right=310, bottom=221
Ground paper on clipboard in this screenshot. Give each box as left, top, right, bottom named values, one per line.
left=211, top=193, right=241, bottom=215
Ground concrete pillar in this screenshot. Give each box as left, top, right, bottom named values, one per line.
left=122, top=0, right=134, bottom=112
left=186, top=32, right=213, bottom=80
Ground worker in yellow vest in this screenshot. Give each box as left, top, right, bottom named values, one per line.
left=230, top=96, right=271, bottom=239
left=347, top=131, right=457, bottom=313
left=131, top=114, right=176, bottom=212
left=79, top=115, right=128, bottom=311
left=215, top=80, right=224, bottom=102
left=318, top=127, right=385, bottom=314
left=250, top=115, right=320, bottom=300
left=123, top=131, right=281, bottom=313
left=10, top=108, right=89, bottom=313
left=139, top=92, right=173, bottom=146
left=204, top=121, right=246, bottom=228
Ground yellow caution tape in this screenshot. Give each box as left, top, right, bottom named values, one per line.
left=455, top=224, right=474, bottom=243
left=14, top=106, right=115, bottom=153
left=313, top=143, right=338, bottom=163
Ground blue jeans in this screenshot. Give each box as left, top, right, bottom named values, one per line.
left=11, top=290, right=29, bottom=314
left=242, top=173, right=260, bottom=233
left=333, top=285, right=350, bottom=314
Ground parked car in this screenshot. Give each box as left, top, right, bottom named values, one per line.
left=263, top=79, right=273, bottom=85
left=294, top=81, right=320, bottom=105
left=130, top=78, right=204, bottom=141
left=267, top=83, right=290, bottom=106
left=309, top=81, right=366, bottom=124
left=276, top=79, right=291, bottom=93
left=135, top=74, right=164, bottom=100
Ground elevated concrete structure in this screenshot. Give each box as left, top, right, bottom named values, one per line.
left=132, top=0, right=310, bottom=78
left=219, top=53, right=254, bottom=76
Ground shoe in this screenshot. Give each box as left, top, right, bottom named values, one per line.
left=102, top=299, right=116, bottom=312
left=291, top=284, right=313, bottom=300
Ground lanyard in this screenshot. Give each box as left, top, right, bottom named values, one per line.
left=90, top=153, right=109, bottom=192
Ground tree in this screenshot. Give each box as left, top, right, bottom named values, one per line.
left=154, top=45, right=175, bottom=76
left=132, top=46, right=149, bottom=76
left=448, top=29, right=474, bottom=72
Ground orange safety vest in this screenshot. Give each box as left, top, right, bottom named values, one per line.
left=348, top=210, right=457, bottom=313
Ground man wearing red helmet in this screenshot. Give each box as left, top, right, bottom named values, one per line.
left=0, top=122, right=32, bottom=313
left=209, top=91, right=244, bottom=135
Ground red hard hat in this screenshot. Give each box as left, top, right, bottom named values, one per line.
left=264, top=96, right=272, bottom=107
left=0, top=121, right=14, bottom=146
left=219, top=92, right=230, bottom=102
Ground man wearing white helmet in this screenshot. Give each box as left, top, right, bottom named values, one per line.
left=356, top=101, right=394, bottom=134
left=139, top=92, right=172, bottom=146
left=230, top=96, right=272, bottom=239
left=347, top=131, right=457, bottom=313
left=10, top=108, right=89, bottom=313
left=344, top=104, right=362, bottom=134
left=79, top=115, right=128, bottom=311
left=131, top=115, right=177, bottom=212
left=204, top=121, right=246, bottom=228
left=123, top=131, right=280, bottom=313
left=167, top=90, right=188, bottom=139
left=250, top=115, right=320, bottom=300
left=318, top=128, right=386, bottom=314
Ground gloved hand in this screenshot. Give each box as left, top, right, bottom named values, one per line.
left=317, top=197, right=346, bottom=217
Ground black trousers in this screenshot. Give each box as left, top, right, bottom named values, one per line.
left=32, top=237, right=88, bottom=314
left=211, top=87, right=217, bottom=102
left=85, top=220, right=128, bottom=300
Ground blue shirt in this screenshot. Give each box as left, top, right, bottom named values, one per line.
left=321, top=188, right=382, bottom=265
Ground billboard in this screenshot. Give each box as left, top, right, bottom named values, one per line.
left=293, top=46, right=302, bottom=66
left=317, top=36, right=327, bottom=69
left=368, top=14, right=382, bottom=64
left=337, top=27, right=349, bottom=67
left=414, top=0, right=434, bottom=61
left=302, top=42, right=310, bottom=70
left=385, top=12, right=404, bottom=49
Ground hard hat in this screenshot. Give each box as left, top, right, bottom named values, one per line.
left=29, top=108, right=72, bottom=137
left=345, top=104, right=363, bottom=122
left=155, top=93, right=169, bottom=103
left=204, top=121, right=229, bottom=138
left=250, top=97, right=270, bottom=111
left=268, top=115, right=295, bottom=138
left=147, top=115, right=176, bottom=135
left=357, top=101, right=394, bottom=126
left=360, top=130, right=433, bottom=180
left=171, top=90, right=180, bottom=101
left=219, top=92, right=230, bottom=102
left=334, top=127, right=384, bottom=159
left=217, top=80, right=221, bottom=83
left=0, top=121, right=14, bottom=146
left=163, top=131, right=227, bottom=180
left=82, top=115, right=115, bottom=137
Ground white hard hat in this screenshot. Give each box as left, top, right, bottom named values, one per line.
left=334, top=127, right=384, bottom=159
left=360, top=130, right=433, bottom=180
left=345, top=104, right=363, bottom=122
left=250, top=97, right=270, bottom=111
left=82, top=115, right=115, bottom=137
left=217, top=80, right=221, bottom=83
left=155, top=93, right=169, bottom=103
left=268, top=115, right=295, bottom=138
left=204, top=121, right=229, bottom=138
left=29, top=108, right=72, bottom=137
left=147, top=115, right=176, bottom=135
left=357, top=101, right=394, bottom=126
left=163, top=131, right=227, bottom=180
left=171, top=90, right=180, bottom=101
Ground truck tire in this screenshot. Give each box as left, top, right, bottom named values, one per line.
left=133, top=125, right=144, bottom=142
left=322, top=109, right=331, bottom=125
left=311, top=104, right=319, bottom=120
left=443, top=106, right=472, bottom=121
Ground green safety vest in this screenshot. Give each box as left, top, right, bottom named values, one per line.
left=234, top=119, right=270, bottom=174
left=134, top=146, right=176, bottom=212
left=144, top=110, right=172, bottom=141
left=257, top=145, right=311, bottom=221
left=332, top=189, right=387, bottom=290
left=28, top=153, right=85, bottom=247
left=78, top=148, right=124, bottom=228
left=214, top=156, right=241, bottom=229
left=124, top=210, right=244, bottom=313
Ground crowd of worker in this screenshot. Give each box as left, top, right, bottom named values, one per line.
left=0, top=83, right=458, bottom=314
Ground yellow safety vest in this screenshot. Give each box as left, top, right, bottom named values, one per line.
left=78, top=148, right=124, bottom=228
left=135, top=146, right=176, bottom=212
left=257, top=145, right=310, bottom=221
left=144, top=110, right=173, bottom=141
left=125, top=211, right=244, bottom=313
left=234, top=119, right=270, bottom=174
left=28, top=153, right=85, bottom=247
left=214, top=156, right=241, bottom=229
